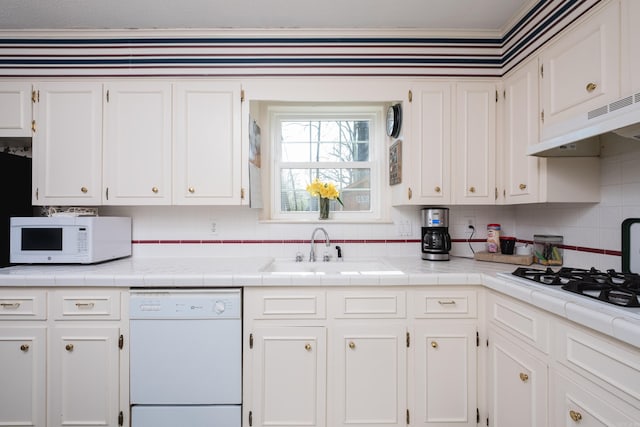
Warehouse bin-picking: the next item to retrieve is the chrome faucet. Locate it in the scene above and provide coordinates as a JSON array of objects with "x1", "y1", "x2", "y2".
[{"x1": 309, "y1": 227, "x2": 330, "y2": 262}]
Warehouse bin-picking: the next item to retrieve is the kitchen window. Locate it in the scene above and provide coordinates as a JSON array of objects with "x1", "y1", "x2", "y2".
[{"x1": 270, "y1": 105, "x2": 384, "y2": 221}]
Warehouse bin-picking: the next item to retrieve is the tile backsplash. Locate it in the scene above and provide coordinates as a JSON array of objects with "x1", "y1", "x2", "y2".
[
  {"x1": 101, "y1": 133, "x2": 640, "y2": 270},
  {"x1": 513, "y1": 134, "x2": 640, "y2": 271}
]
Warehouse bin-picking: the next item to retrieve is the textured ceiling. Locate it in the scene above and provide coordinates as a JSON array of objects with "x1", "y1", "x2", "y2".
[{"x1": 0, "y1": 0, "x2": 534, "y2": 32}]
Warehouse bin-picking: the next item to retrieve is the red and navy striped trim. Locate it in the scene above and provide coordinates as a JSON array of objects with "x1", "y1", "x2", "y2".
[{"x1": 0, "y1": 0, "x2": 603, "y2": 77}]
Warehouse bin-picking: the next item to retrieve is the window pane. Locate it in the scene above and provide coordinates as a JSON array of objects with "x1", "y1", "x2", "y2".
[
  {"x1": 280, "y1": 119, "x2": 370, "y2": 162},
  {"x1": 280, "y1": 168, "x2": 371, "y2": 212}
]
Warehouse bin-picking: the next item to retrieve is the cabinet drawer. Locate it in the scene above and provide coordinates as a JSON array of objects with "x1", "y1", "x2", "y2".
[
  {"x1": 556, "y1": 322, "x2": 640, "y2": 403},
  {"x1": 411, "y1": 288, "x2": 477, "y2": 318},
  {"x1": 0, "y1": 289, "x2": 47, "y2": 320},
  {"x1": 246, "y1": 289, "x2": 326, "y2": 319},
  {"x1": 50, "y1": 289, "x2": 121, "y2": 320},
  {"x1": 487, "y1": 292, "x2": 550, "y2": 353},
  {"x1": 330, "y1": 290, "x2": 406, "y2": 318}
]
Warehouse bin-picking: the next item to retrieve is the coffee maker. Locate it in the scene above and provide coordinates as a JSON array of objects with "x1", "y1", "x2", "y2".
[{"x1": 421, "y1": 207, "x2": 451, "y2": 261}]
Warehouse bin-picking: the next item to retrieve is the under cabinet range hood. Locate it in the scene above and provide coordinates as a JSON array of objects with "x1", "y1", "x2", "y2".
[{"x1": 528, "y1": 90, "x2": 640, "y2": 157}]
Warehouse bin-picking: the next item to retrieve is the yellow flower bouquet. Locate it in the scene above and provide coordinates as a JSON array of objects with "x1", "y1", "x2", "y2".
[{"x1": 306, "y1": 179, "x2": 343, "y2": 219}]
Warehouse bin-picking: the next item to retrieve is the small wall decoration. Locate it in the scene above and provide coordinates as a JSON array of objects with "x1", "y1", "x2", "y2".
[{"x1": 389, "y1": 140, "x2": 402, "y2": 185}]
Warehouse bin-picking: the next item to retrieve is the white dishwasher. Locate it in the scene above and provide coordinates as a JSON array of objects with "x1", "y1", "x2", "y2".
[{"x1": 130, "y1": 289, "x2": 241, "y2": 427}]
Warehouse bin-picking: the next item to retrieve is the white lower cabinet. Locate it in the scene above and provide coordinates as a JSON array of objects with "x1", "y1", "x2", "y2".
[
  {"x1": 49, "y1": 325, "x2": 121, "y2": 427},
  {"x1": 485, "y1": 291, "x2": 550, "y2": 427},
  {"x1": 0, "y1": 326, "x2": 46, "y2": 427},
  {"x1": 485, "y1": 289, "x2": 640, "y2": 427},
  {"x1": 0, "y1": 288, "x2": 128, "y2": 427},
  {"x1": 249, "y1": 326, "x2": 327, "y2": 427},
  {"x1": 244, "y1": 286, "x2": 478, "y2": 427},
  {"x1": 487, "y1": 328, "x2": 548, "y2": 427},
  {"x1": 332, "y1": 323, "x2": 407, "y2": 427},
  {"x1": 412, "y1": 322, "x2": 477, "y2": 426}
]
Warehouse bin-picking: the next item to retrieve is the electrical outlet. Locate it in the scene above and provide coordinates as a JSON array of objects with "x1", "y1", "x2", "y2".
[
  {"x1": 397, "y1": 220, "x2": 412, "y2": 237},
  {"x1": 464, "y1": 216, "x2": 475, "y2": 232},
  {"x1": 404, "y1": 220, "x2": 412, "y2": 236},
  {"x1": 209, "y1": 219, "x2": 219, "y2": 236},
  {"x1": 464, "y1": 216, "x2": 476, "y2": 228}
]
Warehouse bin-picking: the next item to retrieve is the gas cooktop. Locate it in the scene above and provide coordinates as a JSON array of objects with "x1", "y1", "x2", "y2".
[{"x1": 509, "y1": 267, "x2": 640, "y2": 309}]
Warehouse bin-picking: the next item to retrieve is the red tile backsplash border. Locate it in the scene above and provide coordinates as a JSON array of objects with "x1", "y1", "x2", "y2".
[{"x1": 131, "y1": 238, "x2": 621, "y2": 257}]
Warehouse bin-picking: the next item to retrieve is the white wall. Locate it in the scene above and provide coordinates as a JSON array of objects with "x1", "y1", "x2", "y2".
[
  {"x1": 101, "y1": 134, "x2": 640, "y2": 269},
  {"x1": 99, "y1": 204, "x2": 428, "y2": 260}
]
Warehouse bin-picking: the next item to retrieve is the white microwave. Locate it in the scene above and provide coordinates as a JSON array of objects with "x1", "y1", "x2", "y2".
[{"x1": 10, "y1": 216, "x2": 132, "y2": 264}]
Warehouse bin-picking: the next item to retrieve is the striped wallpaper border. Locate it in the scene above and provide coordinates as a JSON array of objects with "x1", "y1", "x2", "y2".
[{"x1": 0, "y1": 0, "x2": 604, "y2": 77}]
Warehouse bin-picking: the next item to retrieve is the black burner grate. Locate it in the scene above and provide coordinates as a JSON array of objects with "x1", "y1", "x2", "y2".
[{"x1": 511, "y1": 267, "x2": 640, "y2": 308}]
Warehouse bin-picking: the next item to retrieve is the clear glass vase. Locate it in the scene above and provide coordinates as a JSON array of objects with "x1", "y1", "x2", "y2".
[{"x1": 319, "y1": 197, "x2": 330, "y2": 220}]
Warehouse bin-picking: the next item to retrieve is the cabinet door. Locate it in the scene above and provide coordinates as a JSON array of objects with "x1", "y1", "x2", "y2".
[
  {"x1": 49, "y1": 326, "x2": 121, "y2": 427},
  {"x1": 250, "y1": 326, "x2": 326, "y2": 427},
  {"x1": 332, "y1": 324, "x2": 407, "y2": 427},
  {"x1": 412, "y1": 322, "x2": 477, "y2": 426},
  {"x1": 540, "y1": 1, "x2": 620, "y2": 140},
  {"x1": 487, "y1": 329, "x2": 548, "y2": 427},
  {"x1": 0, "y1": 326, "x2": 46, "y2": 427},
  {"x1": 173, "y1": 82, "x2": 242, "y2": 205},
  {"x1": 453, "y1": 82, "x2": 497, "y2": 204},
  {"x1": 626, "y1": 0, "x2": 640, "y2": 95},
  {"x1": 551, "y1": 371, "x2": 640, "y2": 427},
  {"x1": 405, "y1": 82, "x2": 452, "y2": 204},
  {"x1": 0, "y1": 82, "x2": 32, "y2": 137},
  {"x1": 103, "y1": 82, "x2": 172, "y2": 204},
  {"x1": 32, "y1": 82, "x2": 103, "y2": 205},
  {"x1": 503, "y1": 59, "x2": 540, "y2": 204}
]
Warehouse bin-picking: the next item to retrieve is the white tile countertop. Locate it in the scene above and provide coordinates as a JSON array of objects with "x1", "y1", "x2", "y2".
[
  {"x1": 0, "y1": 255, "x2": 511, "y2": 287},
  {"x1": 1, "y1": 255, "x2": 639, "y2": 348}
]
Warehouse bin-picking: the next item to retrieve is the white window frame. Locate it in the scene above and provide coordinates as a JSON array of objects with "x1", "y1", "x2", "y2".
[{"x1": 269, "y1": 104, "x2": 386, "y2": 221}]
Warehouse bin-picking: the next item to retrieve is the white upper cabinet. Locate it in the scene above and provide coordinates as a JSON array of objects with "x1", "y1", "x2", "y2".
[
  {"x1": 502, "y1": 59, "x2": 540, "y2": 204},
  {"x1": 0, "y1": 82, "x2": 32, "y2": 137},
  {"x1": 173, "y1": 82, "x2": 243, "y2": 205},
  {"x1": 500, "y1": 59, "x2": 601, "y2": 204},
  {"x1": 32, "y1": 82, "x2": 103, "y2": 205},
  {"x1": 394, "y1": 81, "x2": 496, "y2": 206},
  {"x1": 453, "y1": 82, "x2": 497, "y2": 204},
  {"x1": 540, "y1": 0, "x2": 620, "y2": 140},
  {"x1": 623, "y1": 0, "x2": 640, "y2": 95},
  {"x1": 103, "y1": 82, "x2": 172, "y2": 205},
  {"x1": 403, "y1": 82, "x2": 452, "y2": 205}
]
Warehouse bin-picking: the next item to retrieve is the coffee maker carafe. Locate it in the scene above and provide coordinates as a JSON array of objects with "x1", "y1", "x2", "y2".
[{"x1": 421, "y1": 207, "x2": 451, "y2": 261}]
